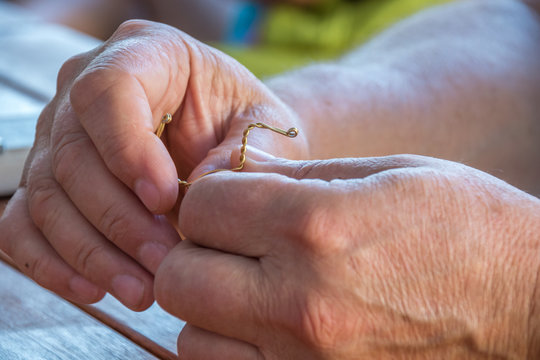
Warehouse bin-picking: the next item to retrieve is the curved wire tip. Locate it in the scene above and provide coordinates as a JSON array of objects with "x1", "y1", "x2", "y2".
[
  {"x1": 155, "y1": 113, "x2": 299, "y2": 187},
  {"x1": 155, "y1": 113, "x2": 172, "y2": 138},
  {"x1": 286, "y1": 128, "x2": 299, "y2": 137}
]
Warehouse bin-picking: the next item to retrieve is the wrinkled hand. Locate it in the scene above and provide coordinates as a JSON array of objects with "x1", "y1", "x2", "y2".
[
  {"x1": 0, "y1": 20, "x2": 306, "y2": 310},
  {"x1": 156, "y1": 152, "x2": 540, "y2": 359}
]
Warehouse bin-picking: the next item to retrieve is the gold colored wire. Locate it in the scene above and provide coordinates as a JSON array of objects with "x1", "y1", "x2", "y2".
[
  {"x1": 155, "y1": 113, "x2": 172, "y2": 138},
  {"x1": 155, "y1": 113, "x2": 298, "y2": 188}
]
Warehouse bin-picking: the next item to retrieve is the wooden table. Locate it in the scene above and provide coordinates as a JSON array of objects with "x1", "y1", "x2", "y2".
[
  {"x1": 0, "y1": 202, "x2": 184, "y2": 359},
  {"x1": 0, "y1": 2, "x2": 185, "y2": 358}
]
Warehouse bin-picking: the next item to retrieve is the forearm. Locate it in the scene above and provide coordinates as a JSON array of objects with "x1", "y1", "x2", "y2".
[{"x1": 266, "y1": 0, "x2": 540, "y2": 195}]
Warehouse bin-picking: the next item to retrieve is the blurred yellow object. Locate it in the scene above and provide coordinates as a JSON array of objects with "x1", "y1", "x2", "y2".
[{"x1": 219, "y1": 0, "x2": 453, "y2": 77}]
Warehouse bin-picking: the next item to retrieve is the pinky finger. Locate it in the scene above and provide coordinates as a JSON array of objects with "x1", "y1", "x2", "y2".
[
  {"x1": 178, "y1": 325, "x2": 263, "y2": 360},
  {"x1": 0, "y1": 188, "x2": 105, "y2": 304}
]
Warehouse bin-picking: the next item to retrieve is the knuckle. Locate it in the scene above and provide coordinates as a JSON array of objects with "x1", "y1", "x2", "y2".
[
  {"x1": 27, "y1": 177, "x2": 61, "y2": 230},
  {"x1": 70, "y1": 65, "x2": 125, "y2": 118},
  {"x1": 51, "y1": 132, "x2": 88, "y2": 192},
  {"x1": 69, "y1": 68, "x2": 103, "y2": 115},
  {"x1": 96, "y1": 202, "x2": 130, "y2": 245},
  {"x1": 70, "y1": 74, "x2": 138, "y2": 176},
  {"x1": 34, "y1": 101, "x2": 56, "y2": 141},
  {"x1": 114, "y1": 19, "x2": 153, "y2": 37},
  {"x1": 288, "y1": 160, "x2": 321, "y2": 180},
  {"x1": 291, "y1": 296, "x2": 342, "y2": 350},
  {"x1": 56, "y1": 53, "x2": 87, "y2": 91},
  {"x1": 390, "y1": 154, "x2": 427, "y2": 167},
  {"x1": 74, "y1": 243, "x2": 107, "y2": 276},
  {"x1": 99, "y1": 130, "x2": 136, "y2": 171},
  {"x1": 26, "y1": 254, "x2": 57, "y2": 290},
  {"x1": 288, "y1": 195, "x2": 342, "y2": 255}
]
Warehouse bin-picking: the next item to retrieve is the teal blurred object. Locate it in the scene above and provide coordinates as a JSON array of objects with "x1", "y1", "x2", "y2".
[
  {"x1": 218, "y1": 0, "x2": 453, "y2": 78},
  {"x1": 225, "y1": 1, "x2": 264, "y2": 44}
]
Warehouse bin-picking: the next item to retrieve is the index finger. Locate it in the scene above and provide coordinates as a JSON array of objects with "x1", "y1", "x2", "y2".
[
  {"x1": 179, "y1": 171, "x2": 328, "y2": 257},
  {"x1": 155, "y1": 240, "x2": 265, "y2": 344},
  {"x1": 179, "y1": 154, "x2": 443, "y2": 257},
  {"x1": 68, "y1": 20, "x2": 187, "y2": 213}
]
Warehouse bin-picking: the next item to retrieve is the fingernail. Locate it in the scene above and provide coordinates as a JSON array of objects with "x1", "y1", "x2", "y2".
[
  {"x1": 134, "y1": 178, "x2": 160, "y2": 212},
  {"x1": 69, "y1": 275, "x2": 101, "y2": 300},
  {"x1": 139, "y1": 242, "x2": 169, "y2": 274},
  {"x1": 245, "y1": 146, "x2": 275, "y2": 162},
  {"x1": 111, "y1": 275, "x2": 144, "y2": 309}
]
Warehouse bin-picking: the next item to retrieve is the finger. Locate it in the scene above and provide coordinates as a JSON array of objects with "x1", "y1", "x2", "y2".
[
  {"x1": 155, "y1": 241, "x2": 264, "y2": 343},
  {"x1": 242, "y1": 148, "x2": 436, "y2": 181},
  {"x1": 27, "y1": 150, "x2": 154, "y2": 311},
  {"x1": 51, "y1": 108, "x2": 180, "y2": 274},
  {"x1": 69, "y1": 20, "x2": 187, "y2": 214},
  {"x1": 180, "y1": 154, "x2": 436, "y2": 257},
  {"x1": 177, "y1": 325, "x2": 262, "y2": 360},
  {"x1": 188, "y1": 104, "x2": 309, "y2": 181},
  {"x1": 179, "y1": 171, "x2": 306, "y2": 257},
  {"x1": 0, "y1": 189, "x2": 105, "y2": 304}
]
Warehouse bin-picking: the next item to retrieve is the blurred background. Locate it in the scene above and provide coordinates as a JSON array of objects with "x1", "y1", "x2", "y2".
[
  {"x1": 0, "y1": 0, "x2": 449, "y2": 195},
  {"x1": 5, "y1": 0, "x2": 452, "y2": 77}
]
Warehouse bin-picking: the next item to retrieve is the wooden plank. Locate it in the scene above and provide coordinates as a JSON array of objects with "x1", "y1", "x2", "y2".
[
  {"x1": 82, "y1": 297, "x2": 184, "y2": 360},
  {"x1": 0, "y1": 260, "x2": 159, "y2": 360},
  {"x1": 0, "y1": 199, "x2": 183, "y2": 359}
]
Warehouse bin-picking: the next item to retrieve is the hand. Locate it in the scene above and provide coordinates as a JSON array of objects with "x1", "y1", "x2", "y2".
[
  {"x1": 0, "y1": 20, "x2": 307, "y2": 310},
  {"x1": 155, "y1": 151, "x2": 540, "y2": 359}
]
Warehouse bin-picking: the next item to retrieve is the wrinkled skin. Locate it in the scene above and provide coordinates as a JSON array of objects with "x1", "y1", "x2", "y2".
[
  {"x1": 0, "y1": 20, "x2": 307, "y2": 310},
  {"x1": 156, "y1": 153, "x2": 540, "y2": 359}
]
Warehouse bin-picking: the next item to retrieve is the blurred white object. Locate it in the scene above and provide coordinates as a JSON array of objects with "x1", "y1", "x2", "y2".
[{"x1": 0, "y1": 1, "x2": 100, "y2": 195}]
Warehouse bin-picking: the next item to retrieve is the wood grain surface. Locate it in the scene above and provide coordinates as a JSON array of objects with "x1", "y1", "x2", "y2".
[
  {"x1": 0, "y1": 198, "x2": 184, "y2": 359},
  {"x1": 87, "y1": 296, "x2": 183, "y2": 359},
  {"x1": 0, "y1": 260, "x2": 159, "y2": 360}
]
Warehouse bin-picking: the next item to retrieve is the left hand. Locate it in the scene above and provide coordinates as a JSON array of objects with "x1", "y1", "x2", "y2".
[
  {"x1": 155, "y1": 152, "x2": 540, "y2": 359},
  {"x1": 0, "y1": 20, "x2": 307, "y2": 310}
]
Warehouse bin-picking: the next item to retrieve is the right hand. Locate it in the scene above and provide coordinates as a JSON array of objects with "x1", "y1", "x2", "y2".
[
  {"x1": 0, "y1": 20, "x2": 307, "y2": 310},
  {"x1": 156, "y1": 153, "x2": 540, "y2": 359}
]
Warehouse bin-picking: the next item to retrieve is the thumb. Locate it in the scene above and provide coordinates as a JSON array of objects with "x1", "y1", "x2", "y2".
[
  {"x1": 187, "y1": 120, "x2": 307, "y2": 182},
  {"x1": 241, "y1": 147, "x2": 430, "y2": 181}
]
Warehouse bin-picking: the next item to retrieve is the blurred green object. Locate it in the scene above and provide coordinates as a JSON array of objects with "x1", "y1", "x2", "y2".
[{"x1": 218, "y1": 0, "x2": 452, "y2": 78}]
